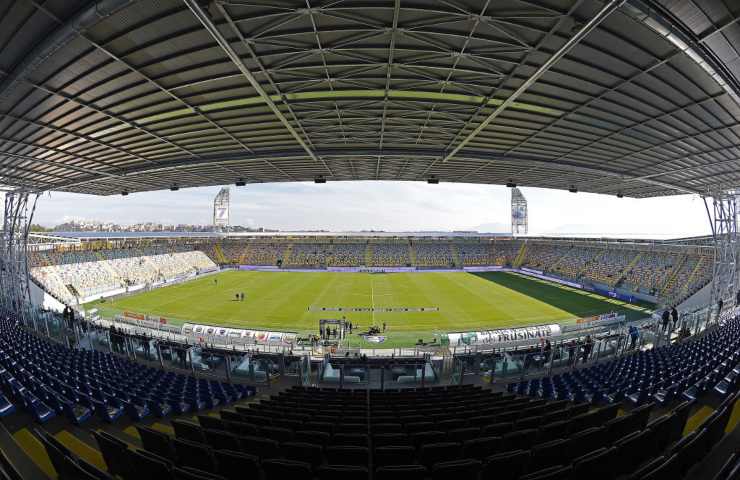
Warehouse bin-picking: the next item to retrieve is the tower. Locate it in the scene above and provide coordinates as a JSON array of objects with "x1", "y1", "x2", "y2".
[
  {"x1": 511, "y1": 187, "x2": 528, "y2": 235},
  {"x1": 213, "y1": 188, "x2": 230, "y2": 232}
]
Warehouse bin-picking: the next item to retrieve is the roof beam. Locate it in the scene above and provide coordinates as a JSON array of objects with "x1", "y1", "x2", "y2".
[
  {"x1": 183, "y1": 0, "x2": 324, "y2": 171},
  {"x1": 39, "y1": 146, "x2": 701, "y2": 196},
  {"x1": 0, "y1": 0, "x2": 136, "y2": 105},
  {"x1": 442, "y1": 0, "x2": 626, "y2": 163}
]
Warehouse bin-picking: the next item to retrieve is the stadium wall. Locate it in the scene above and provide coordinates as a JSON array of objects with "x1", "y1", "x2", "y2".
[
  {"x1": 678, "y1": 280, "x2": 713, "y2": 311},
  {"x1": 29, "y1": 279, "x2": 65, "y2": 313}
]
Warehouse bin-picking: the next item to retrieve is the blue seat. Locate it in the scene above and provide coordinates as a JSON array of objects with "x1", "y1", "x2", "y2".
[
  {"x1": 61, "y1": 397, "x2": 92, "y2": 425},
  {"x1": 24, "y1": 392, "x2": 55, "y2": 423},
  {"x1": 0, "y1": 394, "x2": 15, "y2": 417},
  {"x1": 92, "y1": 399, "x2": 123, "y2": 423},
  {"x1": 124, "y1": 400, "x2": 150, "y2": 421}
]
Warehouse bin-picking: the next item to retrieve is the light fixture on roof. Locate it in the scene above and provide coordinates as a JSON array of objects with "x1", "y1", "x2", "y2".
[
  {"x1": 314, "y1": 175, "x2": 326, "y2": 184},
  {"x1": 568, "y1": 186, "x2": 578, "y2": 193},
  {"x1": 121, "y1": 190, "x2": 128, "y2": 196},
  {"x1": 506, "y1": 181, "x2": 517, "y2": 188},
  {"x1": 170, "y1": 184, "x2": 179, "y2": 191},
  {"x1": 616, "y1": 192, "x2": 624, "y2": 198},
  {"x1": 235, "y1": 179, "x2": 246, "y2": 187},
  {"x1": 427, "y1": 175, "x2": 439, "y2": 184}
]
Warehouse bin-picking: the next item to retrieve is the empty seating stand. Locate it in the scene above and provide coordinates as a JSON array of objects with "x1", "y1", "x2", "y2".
[{"x1": 0, "y1": 318, "x2": 253, "y2": 428}]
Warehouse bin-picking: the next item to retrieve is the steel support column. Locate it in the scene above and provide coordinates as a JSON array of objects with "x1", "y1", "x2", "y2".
[
  {"x1": 704, "y1": 190, "x2": 739, "y2": 321},
  {"x1": 0, "y1": 192, "x2": 39, "y2": 322}
]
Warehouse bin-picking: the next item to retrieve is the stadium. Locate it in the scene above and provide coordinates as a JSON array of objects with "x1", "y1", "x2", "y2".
[{"x1": 0, "y1": 0, "x2": 739, "y2": 479}]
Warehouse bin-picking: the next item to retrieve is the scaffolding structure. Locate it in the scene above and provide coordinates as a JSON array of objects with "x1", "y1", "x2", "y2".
[
  {"x1": 213, "y1": 188, "x2": 230, "y2": 232},
  {"x1": 704, "y1": 190, "x2": 739, "y2": 319},
  {"x1": 511, "y1": 188, "x2": 528, "y2": 235},
  {"x1": 0, "y1": 192, "x2": 39, "y2": 321}
]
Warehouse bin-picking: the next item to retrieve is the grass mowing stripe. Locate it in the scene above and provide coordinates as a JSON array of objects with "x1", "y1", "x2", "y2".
[
  {"x1": 12, "y1": 429, "x2": 56, "y2": 479},
  {"x1": 88, "y1": 270, "x2": 654, "y2": 348},
  {"x1": 54, "y1": 431, "x2": 107, "y2": 471}
]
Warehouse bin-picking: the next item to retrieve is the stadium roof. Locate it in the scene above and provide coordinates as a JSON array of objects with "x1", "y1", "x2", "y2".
[{"x1": 1, "y1": 0, "x2": 739, "y2": 197}]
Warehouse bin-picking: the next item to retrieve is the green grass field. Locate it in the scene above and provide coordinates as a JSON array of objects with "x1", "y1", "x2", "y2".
[{"x1": 86, "y1": 271, "x2": 654, "y2": 348}]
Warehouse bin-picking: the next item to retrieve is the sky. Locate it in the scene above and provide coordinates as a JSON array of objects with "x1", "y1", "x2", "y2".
[{"x1": 29, "y1": 181, "x2": 712, "y2": 239}]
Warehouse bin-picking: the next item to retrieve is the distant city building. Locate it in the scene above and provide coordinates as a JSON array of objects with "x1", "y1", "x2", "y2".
[{"x1": 50, "y1": 219, "x2": 271, "y2": 233}]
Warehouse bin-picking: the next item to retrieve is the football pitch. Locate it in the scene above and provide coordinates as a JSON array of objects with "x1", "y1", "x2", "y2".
[{"x1": 87, "y1": 270, "x2": 654, "y2": 348}]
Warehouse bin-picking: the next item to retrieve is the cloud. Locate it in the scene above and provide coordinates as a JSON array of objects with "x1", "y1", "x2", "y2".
[{"x1": 29, "y1": 182, "x2": 711, "y2": 238}]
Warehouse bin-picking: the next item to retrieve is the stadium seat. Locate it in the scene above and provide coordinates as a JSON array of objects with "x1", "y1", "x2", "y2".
[
  {"x1": 447, "y1": 427, "x2": 479, "y2": 442},
  {"x1": 520, "y1": 465, "x2": 572, "y2": 480},
  {"x1": 461, "y1": 436, "x2": 501, "y2": 460},
  {"x1": 375, "y1": 446, "x2": 416, "y2": 466},
  {"x1": 282, "y1": 441, "x2": 324, "y2": 469},
  {"x1": 127, "y1": 449, "x2": 173, "y2": 479},
  {"x1": 262, "y1": 459, "x2": 313, "y2": 479},
  {"x1": 568, "y1": 426, "x2": 607, "y2": 459},
  {"x1": 332, "y1": 433, "x2": 368, "y2": 447},
  {"x1": 431, "y1": 459, "x2": 482, "y2": 480},
  {"x1": 410, "y1": 431, "x2": 446, "y2": 447},
  {"x1": 260, "y1": 426, "x2": 294, "y2": 443},
  {"x1": 375, "y1": 465, "x2": 428, "y2": 480},
  {"x1": 531, "y1": 438, "x2": 571, "y2": 472},
  {"x1": 419, "y1": 442, "x2": 461, "y2": 468},
  {"x1": 572, "y1": 447, "x2": 618, "y2": 480},
  {"x1": 671, "y1": 428, "x2": 709, "y2": 474},
  {"x1": 294, "y1": 430, "x2": 330, "y2": 446},
  {"x1": 172, "y1": 466, "x2": 226, "y2": 480},
  {"x1": 92, "y1": 430, "x2": 130, "y2": 478},
  {"x1": 172, "y1": 420, "x2": 206, "y2": 443},
  {"x1": 502, "y1": 428, "x2": 538, "y2": 450},
  {"x1": 137, "y1": 425, "x2": 175, "y2": 460},
  {"x1": 481, "y1": 422, "x2": 513, "y2": 436},
  {"x1": 65, "y1": 455, "x2": 114, "y2": 480},
  {"x1": 481, "y1": 450, "x2": 530, "y2": 480},
  {"x1": 204, "y1": 429, "x2": 241, "y2": 451},
  {"x1": 317, "y1": 465, "x2": 370, "y2": 480},
  {"x1": 614, "y1": 430, "x2": 654, "y2": 474},
  {"x1": 325, "y1": 445, "x2": 368, "y2": 466},
  {"x1": 173, "y1": 438, "x2": 216, "y2": 472},
  {"x1": 213, "y1": 450, "x2": 260, "y2": 480},
  {"x1": 633, "y1": 454, "x2": 682, "y2": 480},
  {"x1": 238, "y1": 435, "x2": 280, "y2": 460}
]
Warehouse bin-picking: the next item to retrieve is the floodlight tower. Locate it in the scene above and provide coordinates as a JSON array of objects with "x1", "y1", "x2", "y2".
[
  {"x1": 213, "y1": 188, "x2": 230, "y2": 232},
  {"x1": 511, "y1": 187, "x2": 528, "y2": 236}
]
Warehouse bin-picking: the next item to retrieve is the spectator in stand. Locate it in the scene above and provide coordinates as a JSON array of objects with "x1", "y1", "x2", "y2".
[
  {"x1": 671, "y1": 306, "x2": 679, "y2": 331},
  {"x1": 582, "y1": 336, "x2": 593, "y2": 364},
  {"x1": 661, "y1": 309, "x2": 670, "y2": 331},
  {"x1": 737, "y1": 290, "x2": 740, "y2": 306},
  {"x1": 567, "y1": 340, "x2": 576, "y2": 365},
  {"x1": 629, "y1": 325, "x2": 639, "y2": 350}
]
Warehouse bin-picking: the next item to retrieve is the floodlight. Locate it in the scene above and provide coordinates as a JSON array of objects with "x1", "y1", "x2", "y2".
[
  {"x1": 427, "y1": 175, "x2": 439, "y2": 184},
  {"x1": 314, "y1": 175, "x2": 326, "y2": 184},
  {"x1": 616, "y1": 192, "x2": 624, "y2": 198},
  {"x1": 170, "y1": 184, "x2": 179, "y2": 191},
  {"x1": 568, "y1": 186, "x2": 578, "y2": 193},
  {"x1": 121, "y1": 190, "x2": 128, "y2": 196},
  {"x1": 235, "y1": 179, "x2": 246, "y2": 187},
  {"x1": 506, "y1": 181, "x2": 517, "y2": 188}
]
